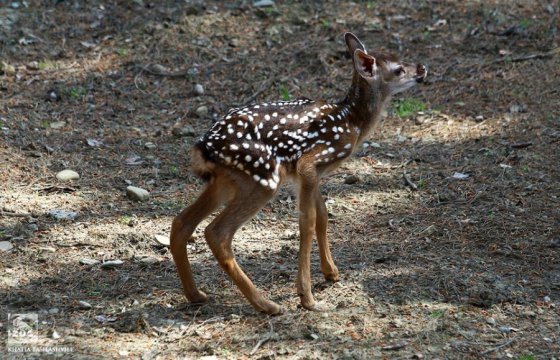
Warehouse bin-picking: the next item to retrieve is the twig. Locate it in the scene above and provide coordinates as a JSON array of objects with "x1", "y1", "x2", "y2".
[
  {"x1": 0, "y1": 211, "x2": 31, "y2": 217},
  {"x1": 490, "y1": 48, "x2": 559, "y2": 64},
  {"x1": 403, "y1": 171, "x2": 418, "y2": 191},
  {"x1": 250, "y1": 320, "x2": 274, "y2": 356},
  {"x1": 480, "y1": 337, "x2": 516, "y2": 355}
]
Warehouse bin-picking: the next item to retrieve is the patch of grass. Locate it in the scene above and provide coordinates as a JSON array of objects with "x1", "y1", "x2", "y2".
[
  {"x1": 41, "y1": 120, "x2": 50, "y2": 129},
  {"x1": 518, "y1": 355, "x2": 535, "y2": 360},
  {"x1": 430, "y1": 309, "x2": 445, "y2": 318},
  {"x1": 37, "y1": 60, "x2": 56, "y2": 70},
  {"x1": 119, "y1": 215, "x2": 133, "y2": 225},
  {"x1": 394, "y1": 98, "x2": 426, "y2": 118},
  {"x1": 115, "y1": 48, "x2": 128, "y2": 57},
  {"x1": 417, "y1": 179, "x2": 428, "y2": 189},
  {"x1": 279, "y1": 85, "x2": 291, "y2": 101},
  {"x1": 168, "y1": 165, "x2": 179, "y2": 177},
  {"x1": 366, "y1": 1, "x2": 376, "y2": 9},
  {"x1": 67, "y1": 86, "x2": 87, "y2": 99},
  {"x1": 321, "y1": 19, "x2": 330, "y2": 28},
  {"x1": 518, "y1": 18, "x2": 532, "y2": 29}
]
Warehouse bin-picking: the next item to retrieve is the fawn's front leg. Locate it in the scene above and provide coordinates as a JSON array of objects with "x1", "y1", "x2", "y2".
[{"x1": 314, "y1": 188, "x2": 339, "y2": 282}]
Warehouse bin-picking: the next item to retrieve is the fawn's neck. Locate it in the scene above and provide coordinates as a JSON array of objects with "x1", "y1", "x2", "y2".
[{"x1": 339, "y1": 71, "x2": 391, "y2": 142}]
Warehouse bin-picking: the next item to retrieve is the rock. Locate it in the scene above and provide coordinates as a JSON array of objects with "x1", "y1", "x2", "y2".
[
  {"x1": 101, "y1": 260, "x2": 124, "y2": 269},
  {"x1": 154, "y1": 234, "x2": 170, "y2": 247},
  {"x1": 56, "y1": 169, "x2": 79, "y2": 181},
  {"x1": 47, "y1": 89, "x2": 60, "y2": 101},
  {"x1": 0, "y1": 241, "x2": 14, "y2": 251},
  {"x1": 78, "y1": 300, "x2": 92, "y2": 309},
  {"x1": 126, "y1": 186, "x2": 149, "y2": 202},
  {"x1": 196, "y1": 105, "x2": 208, "y2": 117},
  {"x1": 50, "y1": 121, "x2": 66, "y2": 129},
  {"x1": 344, "y1": 175, "x2": 361, "y2": 184},
  {"x1": 475, "y1": 115, "x2": 484, "y2": 122},
  {"x1": 452, "y1": 172, "x2": 470, "y2": 180},
  {"x1": 27, "y1": 61, "x2": 40, "y2": 70},
  {"x1": 172, "y1": 125, "x2": 196, "y2": 137},
  {"x1": 253, "y1": 0, "x2": 274, "y2": 7},
  {"x1": 144, "y1": 142, "x2": 156, "y2": 149},
  {"x1": 194, "y1": 84, "x2": 204, "y2": 95},
  {"x1": 48, "y1": 209, "x2": 78, "y2": 221},
  {"x1": 486, "y1": 317, "x2": 496, "y2": 325},
  {"x1": 0, "y1": 61, "x2": 16, "y2": 75},
  {"x1": 79, "y1": 258, "x2": 100, "y2": 266},
  {"x1": 52, "y1": 330, "x2": 61, "y2": 339}
]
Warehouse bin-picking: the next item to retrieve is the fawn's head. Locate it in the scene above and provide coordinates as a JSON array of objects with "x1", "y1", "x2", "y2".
[{"x1": 345, "y1": 32, "x2": 427, "y2": 99}]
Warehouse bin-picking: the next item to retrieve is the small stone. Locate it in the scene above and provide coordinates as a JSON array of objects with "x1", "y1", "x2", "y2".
[
  {"x1": 49, "y1": 308, "x2": 60, "y2": 314},
  {"x1": 47, "y1": 89, "x2": 60, "y2": 101},
  {"x1": 475, "y1": 115, "x2": 484, "y2": 122},
  {"x1": 78, "y1": 300, "x2": 92, "y2": 309},
  {"x1": 48, "y1": 209, "x2": 78, "y2": 221},
  {"x1": 126, "y1": 186, "x2": 150, "y2": 202},
  {"x1": 56, "y1": 169, "x2": 80, "y2": 181},
  {"x1": 344, "y1": 175, "x2": 361, "y2": 185},
  {"x1": 415, "y1": 115, "x2": 427, "y2": 125},
  {"x1": 80, "y1": 258, "x2": 100, "y2": 266},
  {"x1": 28, "y1": 223, "x2": 38, "y2": 232},
  {"x1": 396, "y1": 135, "x2": 408, "y2": 143},
  {"x1": 101, "y1": 259, "x2": 124, "y2": 269},
  {"x1": 194, "y1": 84, "x2": 204, "y2": 95},
  {"x1": 52, "y1": 330, "x2": 61, "y2": 339},
  {"x1": 181, "y1": 125, "x2": 196, "y2": 136},
  {"x1": 154, "y1": 234, "x2": 170, "y2": 247},
  {"x1": 172, "y1": 125, "x2": 196, "y2": 137},
  {"x1": 486, "y1": 317, "x2": 496, "y2": 325},
  {"x1": 0, "y1": 241, "x2": 14, "y2": 251},
  {"x1": 144, "y1": 142, "x2": 156, "y2": 149},
  {"x1": 27, "y1": 61, "x2": 40, "y2": 70},
  {"x1": 196, "y1": 106, "x2": 209, "y2": 117},
  {"x1": 543, "y1": 296, "x2": 551, "y2": 303},
  {"x1": 0, "y1": 61, "x2": 16, "y2": 75},
  {"x1": 50, "y1": 121, "x2": 66, "y2": 129},
  {"x1": 253, "y1": 0, "x2": 274, "y2": 7}
]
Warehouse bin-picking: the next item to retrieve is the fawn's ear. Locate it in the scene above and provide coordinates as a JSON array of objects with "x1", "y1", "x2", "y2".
[
  {"x1": 345, "y1": 32, "x2": 366, "y2": 55},
  {"x1": 353, "y1": 49, "x2": 377, "y2": 79}
]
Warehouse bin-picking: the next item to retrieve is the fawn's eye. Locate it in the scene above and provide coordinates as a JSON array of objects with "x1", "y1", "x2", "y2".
[{"x1": 394, "y1": 67, "x2": 405, "y2": 76}]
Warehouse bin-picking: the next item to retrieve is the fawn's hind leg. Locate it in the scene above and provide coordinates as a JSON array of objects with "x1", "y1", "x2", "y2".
[
  {"x1": 170, "y1": 179, "x2": 230, "y2": 303},
  {"x1": 314, "y1": 188, "x2": 339, "y2": 282},
  {"x1": 204, "y1": 181, "x2": 283, "y2": 315}
]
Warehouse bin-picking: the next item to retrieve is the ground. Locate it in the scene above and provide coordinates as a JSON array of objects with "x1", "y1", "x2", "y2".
[{"x1": 1, "y1": 0, "x2": 559, "y2": 359}]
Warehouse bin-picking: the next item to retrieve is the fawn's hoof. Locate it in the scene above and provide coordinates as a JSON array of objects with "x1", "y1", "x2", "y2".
[
  {"x1": 324, "y1": 271, "x2": 340, "y2": 282},
  {"x1": 257, "y1": 301, "x2": 284, "y2": 315},
  {"x1": 187, "y1": 290, "x2": 208, "y2": 304},
  {"x1": 301, "y1": 299, "x2": 331, "y2": 312}
]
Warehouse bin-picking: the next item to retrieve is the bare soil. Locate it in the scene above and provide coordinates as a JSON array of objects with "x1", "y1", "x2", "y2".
[{"x1": 1, "y1": 1, "x2": 559, "y2": 359}]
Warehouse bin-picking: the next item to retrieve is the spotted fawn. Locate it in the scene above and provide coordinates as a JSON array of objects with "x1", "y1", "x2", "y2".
[{"x1": 170, "y1": 32, "x2": 427, "y2": 315}]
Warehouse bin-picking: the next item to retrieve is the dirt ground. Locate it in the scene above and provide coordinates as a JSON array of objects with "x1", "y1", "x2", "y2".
[{"x1": 1, "y1": 0, "x2": 559, "y2": 359}]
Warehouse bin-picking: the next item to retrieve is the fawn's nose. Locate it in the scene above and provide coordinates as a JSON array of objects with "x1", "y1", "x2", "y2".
[{"x1": 416, "y1": 64, "x2": 427, "y2": 82}]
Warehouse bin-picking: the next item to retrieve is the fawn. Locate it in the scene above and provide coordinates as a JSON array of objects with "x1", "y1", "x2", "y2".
[{"x1": 170, "y1": 32, "x2": 427, "y2": 315}]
